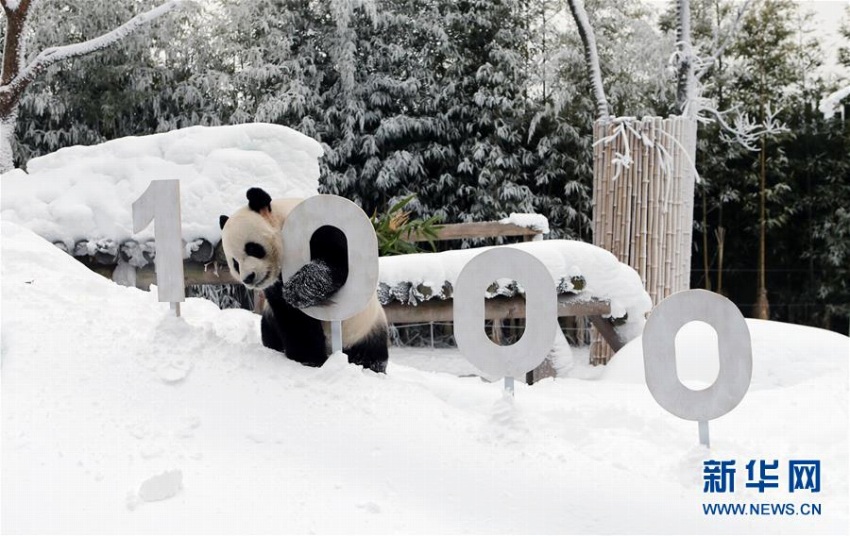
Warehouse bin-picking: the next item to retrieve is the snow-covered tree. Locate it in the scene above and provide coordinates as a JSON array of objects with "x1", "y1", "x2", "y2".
[
  {"x1": 838, "y1": 4, "x2": 850, "y2": 70},
  {"x1": 0, "y1": 0, "x2": 190, "y2": 173},
  {"x1": 7, "y1": 0, "x2": 225, "y2": 165},
  {"x1": 318, "y1": 0, "x2": 447, "y2": 215},
  {"x1": 727, "y1": 0, "x2": 803, "y2": 319},
  {"x1": 820, "y1": 5, "x2": 850, "y2": 118}
]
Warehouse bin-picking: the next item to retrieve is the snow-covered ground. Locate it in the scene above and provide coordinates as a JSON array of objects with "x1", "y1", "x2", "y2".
[{"x1": 2, "y1": 222, "x2": 848, "y2": 534}]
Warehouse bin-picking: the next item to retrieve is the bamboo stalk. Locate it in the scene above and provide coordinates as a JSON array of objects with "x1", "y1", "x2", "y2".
[
  {"x1": 621, "y1": 143, "x2": 638, "y2": 266},
  {"x1": 605, "y1": 123, "x2": 617, "y2": 252},
  {"x1": 593, "y1": 121, "x2": 604, "y2": 244},
  {"x1": 680, "y1": 118, "x2": 697, "y2": 291},
  {"x1": 639, "y1": 121, "x2": 650, "y2": 285},
  {"x1": 650, "y1": 117, "x2": 661, "y2": 304},
  {"x1": 671, "y1": 116, "x2": 683, "y2": 294},
  {"x1": 655, "y1": 117, "x2": 663, "y2": 301}
]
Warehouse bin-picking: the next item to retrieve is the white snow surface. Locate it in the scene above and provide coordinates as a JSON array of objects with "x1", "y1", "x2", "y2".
[
  {"x1": 1, "y1": 123, "x2": 322, "y2": 250},
  {"x1": 2, "y1": 223, "x2": 848, "y2": 534}
]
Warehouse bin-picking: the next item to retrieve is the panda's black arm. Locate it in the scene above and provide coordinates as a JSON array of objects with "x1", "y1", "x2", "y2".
[
  {"x1": 280, "y1": 226, "x2": 349, "y2": 309},
  {"x1": 280, "y1": 260, "x2": 341, "y2": 309}
]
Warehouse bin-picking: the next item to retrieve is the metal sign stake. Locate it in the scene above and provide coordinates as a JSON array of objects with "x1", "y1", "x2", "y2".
[
  {"x1": 699, "y1": 420, "x2": 710, "y2": 448},
  {"x1": 331, "y1": 319, "x2": 343, "y2": 355},
  {"x1": 504, "y1": 376, "x2": 515, "y2": 396}
]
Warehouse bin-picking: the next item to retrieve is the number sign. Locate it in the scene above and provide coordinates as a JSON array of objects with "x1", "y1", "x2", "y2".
[
  {"x1": 453, "y1": 248, "x2": 557, "y2": 380},
  {"x1": 280, "y1": 195, "x2": 379, "y2": 322},
  {"x1": 132, "y1": 180, "x2": 185, "y2": 307}
]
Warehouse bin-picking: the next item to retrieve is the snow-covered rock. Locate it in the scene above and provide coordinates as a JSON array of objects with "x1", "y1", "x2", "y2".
[{"x1": 1, "y1": 123, "x2": 322, "y2": 250}]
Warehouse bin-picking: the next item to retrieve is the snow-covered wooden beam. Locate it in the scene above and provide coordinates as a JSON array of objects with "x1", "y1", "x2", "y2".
[
  {"x1": 404, "y1": 221, "x2": 545, "y2": 243},
  {"x1": 383, "y1": 294, "x2": 610, "y2": 324}
]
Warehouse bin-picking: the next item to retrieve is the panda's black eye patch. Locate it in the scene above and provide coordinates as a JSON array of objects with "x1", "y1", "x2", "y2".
[
  {"x1": 245, "y1": 242, "x2": 267, "y2": 259},
  {"x1": 232, "y1": 259, "x2": 240, "y2": 273}
]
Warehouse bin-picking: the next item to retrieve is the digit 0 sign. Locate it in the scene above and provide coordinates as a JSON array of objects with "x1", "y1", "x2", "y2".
[
  {"x1": 453, "y1": 248, "x2": 557, "y2": 395},
  {"x1": 642, "y1": 289, "x2": 753, "y2": 447},
  {"x1": 279, "y1": 195, "x2": 379, "y2": 354},
  {"x1": 132, "y1": 180, "x2": 185, "y2": 315}
]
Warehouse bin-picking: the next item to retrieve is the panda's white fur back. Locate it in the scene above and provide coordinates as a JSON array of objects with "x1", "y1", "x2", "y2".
[{"x1": 319, "y1": 295, "x2": 387, "y2": 352}]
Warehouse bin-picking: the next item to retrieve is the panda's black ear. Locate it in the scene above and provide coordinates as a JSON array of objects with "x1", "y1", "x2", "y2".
[
  {"x1": 219, "y1": 215, "x2": 229, "y2": 230},
  {"x1": 246, "y1": 188, "x2": 272, "y2": 213}
]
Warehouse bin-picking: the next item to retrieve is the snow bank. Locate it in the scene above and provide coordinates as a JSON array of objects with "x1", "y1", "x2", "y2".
[
  {"x1": 379, "y1": 240, "x2": 653, "y2": 337},
  {"x1": 2, "y1": 223, "x2": 847, "y2": 534},
  {"x1": 1, "y1": 124, "x2": 322, "y2": 250},
  {"x1": 604, "y1": 319, "x2": 850, "y2": 390}
]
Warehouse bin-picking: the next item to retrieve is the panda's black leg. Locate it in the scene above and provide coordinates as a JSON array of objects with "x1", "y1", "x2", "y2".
[
  {"x1": 260, "y1": 308, "x2": 285, "y2": 352},
  {"x1": 345, "y1": 325, "x2": 389, "y2": 373},
  {"x1": 263, "y1": 282, "x2": 329, "y2": 367},
  {"x1": 280, "y1": 312, "x2": 328, "y2": 367}
]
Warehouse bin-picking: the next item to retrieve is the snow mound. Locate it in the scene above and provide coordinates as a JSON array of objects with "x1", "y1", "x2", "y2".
[
  {"x1": 603, "y1": 319, "x2": 849, "y2": 389},
  {"x1": 1, "y1": 124, "x2": 322, "y2": 250}
]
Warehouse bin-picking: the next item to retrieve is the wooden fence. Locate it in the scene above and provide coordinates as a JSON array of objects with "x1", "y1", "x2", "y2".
[{"x1": 591, "y1": 116, "x2": 698, "y2": 364}]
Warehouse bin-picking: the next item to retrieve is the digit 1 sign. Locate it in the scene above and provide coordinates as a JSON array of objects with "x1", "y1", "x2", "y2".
[
  {"x1": 279, "y1": 195, "x2": 379, "y2": 355},
  {"x1": 642, "y1": 289, "x2": 753, "y2": 448},
  {"x1": 132, "y1": 180, "x2": 186, "y2": 316}
]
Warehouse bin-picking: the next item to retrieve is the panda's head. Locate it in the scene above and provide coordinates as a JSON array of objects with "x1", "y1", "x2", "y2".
[{"x1": 219, "y1": 187, "x2": 286, "y2": 291}]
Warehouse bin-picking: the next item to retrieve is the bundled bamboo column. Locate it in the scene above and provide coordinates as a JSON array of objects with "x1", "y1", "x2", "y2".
[{"x1": 590, "y1": 116, "x2": 698, "y2": 365}]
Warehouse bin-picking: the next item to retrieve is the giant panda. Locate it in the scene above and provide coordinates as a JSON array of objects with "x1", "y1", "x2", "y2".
[{"x1": 219, "y1": 187, "x2": 388, "y2": 373}]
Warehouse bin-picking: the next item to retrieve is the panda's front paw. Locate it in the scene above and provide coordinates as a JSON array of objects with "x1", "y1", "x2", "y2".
[{"x1": 281, "y1": 260, "x2": 341, "y2": 309}]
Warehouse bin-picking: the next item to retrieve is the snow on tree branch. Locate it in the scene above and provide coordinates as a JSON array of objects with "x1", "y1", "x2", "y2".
[
  {"x1": 701, "y1": 103, "x2": 789, "y2": 151},
  {"x1": 565, "y1": 0, "x2": 610, "y2": 122},
  {"x1": 593, "y1": 117, "x2": 697, "y2": 187},
  {"x1": 695, "y1": 0, "x2": 754, "y2": 81},
  {"x1": 675, "y1": 0, "x2": 696, "y2": 116},
  {"x1": 819, "y1": 86, "x2": 850, "y2": 119},
  {"x1": 1, "y1": 0, "x2": 190, "y2": 98},
  {"x1": 0, "y1": 0, "x2": 190, "y2": 173}
]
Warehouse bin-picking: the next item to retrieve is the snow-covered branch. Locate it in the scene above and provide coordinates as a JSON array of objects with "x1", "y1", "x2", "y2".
[
  {"x1": 0, "y1": 0, "x2": 190, "y2": 173},
  {"x1": 695, "y1": 0, "x2": 754, "y2": 81},
  {"x1": 701, "y1": 103, "x2": 789, "y2": 152},
  {"x1": 675, "y1": 0, "x2": 696, "y2": 116},
  {"x1": 565, "y1": 0, "x2": 610, "y2": 121},
  {"x1": 2, "y1": 0, "x2": 189, "y2": 98},
  {"x1": 819, "y1": 86, "x2": 850, "y2": 119}
]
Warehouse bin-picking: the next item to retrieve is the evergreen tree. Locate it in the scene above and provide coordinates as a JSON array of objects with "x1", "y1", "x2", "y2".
[
  {"x1": 318, "y1": 0, "x2": 448, "y2": 216},
  {"x1": 728, "y1": 0, "x2": 802, "y2": 319},
  {"x1": 774, "y1": 93, "x2": 850, "y2": 332},
  {"x1": 838, "y1": 5, "x2": 850, "y2": 70}
]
